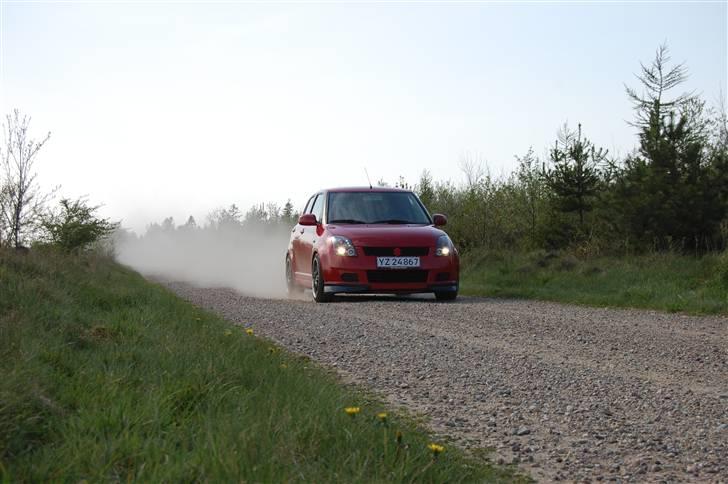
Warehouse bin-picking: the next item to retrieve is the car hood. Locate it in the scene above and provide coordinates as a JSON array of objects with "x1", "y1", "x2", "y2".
[{"x1": 326, "y1": 224, "x2": 447, "y2": 246}]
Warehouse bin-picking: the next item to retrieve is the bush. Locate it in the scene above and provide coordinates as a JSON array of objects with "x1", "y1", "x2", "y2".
[
  {"x1": 42, "y1": 198, "x2": 118, "y2": 252},
  {"x1": 716, "y1": 250, "x2": 728, "y2": 287},
  {"x1": 557, "y1": 254, "x2": 579, "y2": 271}
]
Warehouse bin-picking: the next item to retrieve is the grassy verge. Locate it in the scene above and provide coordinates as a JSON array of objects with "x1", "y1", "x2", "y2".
[
  {"x1": 461, "y1": 249, "x2": 728, "y2": 315},
  {"x1": 0, "y1": 248, "x2": 518, "y2": 482}
]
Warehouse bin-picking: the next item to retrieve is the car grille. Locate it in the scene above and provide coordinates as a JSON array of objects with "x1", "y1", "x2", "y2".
[
  {"x1": 363, "y1": 247, "x2": 429, "y2": 256},
  {"x1": 366, "y1": 270, "x2": 428, "y2": 283}
]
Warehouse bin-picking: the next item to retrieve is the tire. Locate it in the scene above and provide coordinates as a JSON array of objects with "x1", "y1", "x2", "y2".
[
  {"x1": 435, "y1": 289, "x2": 458, "y2": 301},
  {"x1": 311, "y1": 254, "x2": 333, "y2": 303},
  {"x1": 285, "y1": 255, "x2": 301, "y2": 297}
]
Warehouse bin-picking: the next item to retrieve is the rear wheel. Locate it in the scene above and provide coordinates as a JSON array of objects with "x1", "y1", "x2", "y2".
[
  {"x1": 285, "y1": 255, "x2": 300, "y2": 297},
  {"x1": 311, "y1": 254, "x2": 333, "y2": 303},
  {"x1": 435, "y1": 289, "x2": 458, "y2": 301}
]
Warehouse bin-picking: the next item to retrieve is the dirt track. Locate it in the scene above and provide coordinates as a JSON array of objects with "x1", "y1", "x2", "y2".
[{"x1": 165, "y1": 284, "x2": 728, "y2": 483}]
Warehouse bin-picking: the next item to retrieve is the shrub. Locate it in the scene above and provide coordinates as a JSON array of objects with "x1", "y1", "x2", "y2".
[
  {"x1": 716, "y1": 250, "x2": 728, "y2": 287},
  {"x1": 42, "y1": 198, "x2": 118, "y2": 252},
  {"x1": 557, "y1": 254, "x2": 579, "y2": 271}
]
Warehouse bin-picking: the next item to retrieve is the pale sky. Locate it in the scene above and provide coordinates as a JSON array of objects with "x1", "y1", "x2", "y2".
[{"x1": 1, "y1": 1, "x2": 726, "y2": 232}]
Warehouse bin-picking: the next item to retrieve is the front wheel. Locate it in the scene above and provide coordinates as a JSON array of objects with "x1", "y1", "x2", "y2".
[{"x1": 311, "y1": 254, "x2": 333, "y2": 303}]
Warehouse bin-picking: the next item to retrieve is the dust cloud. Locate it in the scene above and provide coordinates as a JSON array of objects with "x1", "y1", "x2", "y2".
[{"x1": 115, "y1": 224, "x2": 293, "y2": 299}]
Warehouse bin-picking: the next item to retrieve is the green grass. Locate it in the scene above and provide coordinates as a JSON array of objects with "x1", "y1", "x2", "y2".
[
  {"x1": 461, "y1": 249, "x2": 728, "y2": 315},
  {"x1": 0, "y1": 248, "x2": 520, "y2": 482}
]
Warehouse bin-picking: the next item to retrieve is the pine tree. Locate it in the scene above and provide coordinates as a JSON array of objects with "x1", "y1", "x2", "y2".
[
  {"x1": 416, "y1": 170, "x2": 436, "y2": 208},
  {"x1": 618, "y1": 44, "x2": 725, "y2": 250},
  {"x1": 515, "y1": 148, "x2": 546, "y2": 245},
  {"x1": 282, "y1": 199, "x2": 295, "y2": 225},
  {"x1": 546, "y1": 124, "x2": 605, "y2": 228},
  {"x1": 180, "y1": 215, "x2": 197, "y2": 232}
]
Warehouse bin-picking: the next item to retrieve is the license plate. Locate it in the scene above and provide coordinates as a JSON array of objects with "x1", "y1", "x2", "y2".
[{"x1": 376, "y1": 256, "x2": 420, "y2": 268}]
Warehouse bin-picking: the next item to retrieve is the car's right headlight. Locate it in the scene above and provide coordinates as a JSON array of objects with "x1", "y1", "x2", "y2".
[
  {"x1": 329, "y1": 236, "x2": 357, "y2": 257},
  {"x1": 435, "y1": 235, "x2": 454, "y2": 256}
]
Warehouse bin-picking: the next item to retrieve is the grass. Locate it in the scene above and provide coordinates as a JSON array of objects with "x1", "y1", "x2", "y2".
[
  {"x1": 0, "y1": 248, "x2": 520, "y2": 482},
  {"x1": 461, "y1": 249, "x2": 728, "y2": 315}
]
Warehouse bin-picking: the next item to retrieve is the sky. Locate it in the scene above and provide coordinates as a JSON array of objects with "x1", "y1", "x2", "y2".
[{"x1": 1, "y1": 1, "x2": 726, "y2": 233}]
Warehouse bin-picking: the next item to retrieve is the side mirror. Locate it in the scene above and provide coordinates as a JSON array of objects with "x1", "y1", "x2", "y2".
[
  {"x1": 298, "y1": 213, "x2": 318, "y2": 226},
  {"x1": 432, "y1": 214, "x2": 447, "y2": 227}
]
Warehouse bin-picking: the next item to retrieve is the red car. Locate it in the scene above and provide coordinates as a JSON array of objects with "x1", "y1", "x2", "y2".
[{"x1": 285, "y1": 187, "x2": 459, "y2": 302}]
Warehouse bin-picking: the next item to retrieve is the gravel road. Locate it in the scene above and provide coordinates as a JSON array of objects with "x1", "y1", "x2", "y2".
[{"x1": 165, "y1": 283, "x2": 727, "y2": 483}]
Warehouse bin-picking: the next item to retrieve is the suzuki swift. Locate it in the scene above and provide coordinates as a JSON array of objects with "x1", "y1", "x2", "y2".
[{"x1": 285, "y1": 187, "x2": 459, "y2": 302}]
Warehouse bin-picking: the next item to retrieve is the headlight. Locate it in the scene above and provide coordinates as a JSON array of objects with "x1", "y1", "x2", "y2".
[
  {"x1": 435, "y1": 235, "x2": 453, "y2": 256},
  {"x1": 329, "y1": 236, "x2": 357, "y2": 257}
]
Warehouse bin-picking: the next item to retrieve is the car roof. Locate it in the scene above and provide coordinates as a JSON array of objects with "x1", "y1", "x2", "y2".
[{"x1": 322, "y1": 186, "x2": 412, "y2": 193}]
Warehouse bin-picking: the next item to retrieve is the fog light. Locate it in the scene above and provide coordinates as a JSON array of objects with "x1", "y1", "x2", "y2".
[{"x1": 436, "y1": 272, "x2": 450, "y2": 281}]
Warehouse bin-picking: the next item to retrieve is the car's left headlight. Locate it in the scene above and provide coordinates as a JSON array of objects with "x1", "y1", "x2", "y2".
[
  {"x1": 435, "y1": 235, "x2": 454, "y2": 256},
  {"x1": 329, "y1": 236, "x2": 357, "y2": 257}
]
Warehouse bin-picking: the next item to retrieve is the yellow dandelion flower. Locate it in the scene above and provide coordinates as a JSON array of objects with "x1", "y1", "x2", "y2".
[
  {"x1": 376, "y1": 412, "x2": 388, "y2": 422},
  {"x1": 224, "y1": 330, "x2": 232, "y2": 336},
  {"x1": 245, "y1": 328, "x2": 254, "y2": 335},
  {"x1": 344, "y1": 406, "x2": 360, "y2": 416},
  {"x1": 427, "y1": 443, "x2": 445, "y2": 455}
]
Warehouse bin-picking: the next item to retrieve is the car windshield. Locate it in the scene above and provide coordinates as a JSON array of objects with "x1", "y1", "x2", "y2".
[{"x1": 327, "y1": 191, "x2": 431, "y2": 225}]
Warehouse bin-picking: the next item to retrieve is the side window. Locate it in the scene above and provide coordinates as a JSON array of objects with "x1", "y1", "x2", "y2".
[
  {"x1": 310, "y1": 194, "x2": 324, "y2": 222},
  {"x1": 303, "y1": 196, "x2": 315, "y2": 215}
]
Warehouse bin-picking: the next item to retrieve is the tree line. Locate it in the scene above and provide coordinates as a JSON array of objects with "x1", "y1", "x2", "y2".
[
  {"x1": 4, "y1": 44, "x2": 726, "y2": 257},
  {"x1": 413, "y1": 45, "x2": 728, "y2": 255},
  {"x1": 119, "y1": 201, "x2": 300, "y2": 246},
  {"x1": 118, "y1": 45, "x2": 728, "y2": 257}
]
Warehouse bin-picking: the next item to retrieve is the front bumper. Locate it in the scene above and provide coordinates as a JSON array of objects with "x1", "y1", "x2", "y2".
[
  {"x1": 323, "y1": 283, "x2": 459, "y2": 294},
  {"x1": 319, "y1": 251, "x2": 459, "y2": 294}
]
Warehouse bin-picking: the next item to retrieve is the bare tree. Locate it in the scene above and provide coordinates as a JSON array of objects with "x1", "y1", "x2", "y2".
[
  {"x1": 458, "y1": 151, "x2": 489, "y2": 188},
  {"x1": 0, "y1": 109, "x2": 51, "y2": 247},
  {"x1": 714, "y1": 88, "x2": 728, "y2": 149},
  {"x1": 0, "y1": 173, "x2": 7, "y2": 243}
]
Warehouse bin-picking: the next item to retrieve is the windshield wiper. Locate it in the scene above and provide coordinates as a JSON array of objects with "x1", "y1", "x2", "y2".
[
  {"x1": 328, "y1": 219, "x2": 366, "y2": 224},
  {"x1": 370, "y1": 219, "x2": 414, "y2": 224}
]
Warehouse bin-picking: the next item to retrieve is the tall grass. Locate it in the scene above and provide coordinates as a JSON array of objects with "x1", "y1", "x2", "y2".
[
  {"x1": 0, "y1": 248, "x2": 518, "y2": 482},
  {"x1": 461, "y1": 249, "x2": 728, "y2": 315}
]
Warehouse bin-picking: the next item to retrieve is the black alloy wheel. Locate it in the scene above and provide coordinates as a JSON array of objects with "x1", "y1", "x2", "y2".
[{"x1": 311, "y1": 254, "x2": 332, "y2": 303}]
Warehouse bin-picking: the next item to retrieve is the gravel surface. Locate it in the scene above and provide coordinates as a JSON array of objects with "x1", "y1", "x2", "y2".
[{"x1": 165, "y1": 283, "x2": 728, "y2": 483}]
